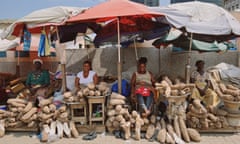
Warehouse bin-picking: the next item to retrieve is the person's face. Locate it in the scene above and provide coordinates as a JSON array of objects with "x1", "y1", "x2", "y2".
[
  {"x1": 83, "y1": 63, "x2": 91, "y2": 72},
  {"x1": 197, "y1": 62, "x2": 205, "y2": 70},
  {"x1": 34, "y1": 62, "x2": 42, "y2": 70},
  {"x1": 138, "y1": 63, "x2": 146, "y2": 73}
]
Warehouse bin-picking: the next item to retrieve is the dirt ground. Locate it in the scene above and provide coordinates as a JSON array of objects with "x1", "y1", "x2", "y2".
[{"x1": 0, "y1": 131, "x2": 240, "y2": 144}]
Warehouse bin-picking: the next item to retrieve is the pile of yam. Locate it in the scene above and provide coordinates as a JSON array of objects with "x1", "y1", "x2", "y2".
[
  {"x1": 64, "y1": 82, "x2": 110, "y2": 103},
  {"x1": 187, "y1": 99, "x2": 229, "y2": 130},
  {"x1": 6, "y1": 98, "x2": 38, "y2": 129}
]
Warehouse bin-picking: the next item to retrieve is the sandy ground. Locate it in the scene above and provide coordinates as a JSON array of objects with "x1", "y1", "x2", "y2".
[{"x1": 0, "y1": 131, "x2": 240, "y2": 144}]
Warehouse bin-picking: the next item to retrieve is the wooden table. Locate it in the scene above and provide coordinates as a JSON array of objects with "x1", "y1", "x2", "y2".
[{"x1": 87, "y1": 95, "x2": 107, "y2": 126}]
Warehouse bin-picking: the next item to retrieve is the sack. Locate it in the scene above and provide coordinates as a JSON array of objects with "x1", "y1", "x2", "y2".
[
  {"x1": 135, "y1": 86, "x2": 151, "y2": 96},
  {"x1": 111, "y1": 79, "x2": 131, "y2": 97}
]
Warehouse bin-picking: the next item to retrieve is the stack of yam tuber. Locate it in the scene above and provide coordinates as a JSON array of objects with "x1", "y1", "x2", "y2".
[
  {"x1": 6, "y1": 98, "x2": 38, "y2": 128},
  {"x1": 187, "y1": 100, "x2": 229, "y2": 130},
  {"x1": 106, "y1": 92, "x2": 131, "y2": 134},
  {"x1": 67, "y1": 82, "x2": 110, "y2": 103}
]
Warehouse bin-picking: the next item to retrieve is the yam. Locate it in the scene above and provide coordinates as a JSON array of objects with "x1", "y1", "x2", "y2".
[
  {"x1": 27, "y1": 121, "x2": 36, "y2": 128},
  {"x1": 10, "y1": 102, "x2": 26, "y2": 108},
  {"x1": 107, "y1": 109, "x2": 116, "y2": 116},
  {"x1": 49, "y1": 104, "x2": 56, "y2": 112},
  {"x1": 95, "y1": 90, "x2": 101, "y2": 96},
  {"x1": 7, "y1": 98, "x2": 27, "y2": 104},
  {"x1": 87, "y1": 83, "x2": 95, "y2": 90},
  {"x1": 89, "y1": 90, "x2": 95, "y2": 96},
  {"x1": 135, "y1": 116, "x2": 144, "y2": 140},
  {"x1": 115, "y1": 105, "x2": 122, "y2": 112},
  {"x1": 110, "y1": 99, "x2": 125, "y2": 105},
  {"x1": 77, "y1": 91, "x2": 83, "y2": 98},
  {"x1": 97, "y1": 82, "x2": 108, "y2": 91},
  {"x1": 63, "y1": 91, "x2": 72, "y2": 98},
  {"x1": 112, "y1": 120, "x2": 120, "y2": 128},
  {"x1": 187, "y1": 128, "x2": 201, "y2": 142},
  {"x1": 39, "y1": 97, "x2": 53, "y2": 107},
  {"x1": 166, "y1": 124, "x2": 175, "y2": 140},
  {"x1": 160, "y1": 118, "x2": 166, "y2": 129},
  {"x1": 226, "y1": 84, "x2": 239, "y2": 91},
  {"x1": 145, "y1": 124, "x2": 155, "y2": 139},
  {"x1": 70, "y1": 121, "x2": 79, "y2": 138},
  {"x1": 219, "y1": 83, "x2": 227, "y2": 92},
  {"x1": 157, "y1": 128, "x2": 166, "y2": 143},
  {"x1": 63, "y1": 122, "x2": 71, "y2": 138},
  {"x1": 58, "y1": 105, "x2": 67, "y2": 113},
  {"x1": 120, "y1": 121, "x2": 131, "y2": 140},
  {"x1": 0, "y1": 120, "x2": 5, "y2": 137},
  {"x1": 22, "y1": 102, "x2": 33, "y2": 113},
  {"x1": 21, "y1": 107, "x2": 37, "y2": 121},
  {"x1": 207, "y1": 113, "x2": 218, "y2": 122},
  {"x1": 166, "y1": 132, "x2": 175, "y2": 144},
  {"x1": 179, "y1": 116, "x2": 190, "y2": 142},
  {"x1": 42, "y1": 106, "x2": 50, "y2": 114},
  {"x1": 115, "y1": 115, "x2": 124, "y2": 122},
  {"x1": 131, "y1": 110, "x2": 138, "y2": 118},
  {"x1": 106, "y1": 119, "x2": 113, "y2": 127},
  {"x1": 110, "y1": 92, "x2": 126, "y2": 100},
  {"x1": 82, "y1": 88, "x2": 90, "y2": 96}
]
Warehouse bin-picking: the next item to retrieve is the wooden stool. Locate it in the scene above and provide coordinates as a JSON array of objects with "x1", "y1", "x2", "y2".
[
  {"x1": 67, "y1": 101, "x2": 87, "y2": 124},
  {"x1": 87, "y1": 96, "x2": 105, "y2": 125}
]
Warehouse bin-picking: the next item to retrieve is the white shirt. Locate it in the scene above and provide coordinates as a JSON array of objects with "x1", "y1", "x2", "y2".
[
  {"x1": 191, "y1": 71, "x2": 209, "y2": 83},
  {"x1": 76, "y1": 70, "x2": 96, "y2": 86}
]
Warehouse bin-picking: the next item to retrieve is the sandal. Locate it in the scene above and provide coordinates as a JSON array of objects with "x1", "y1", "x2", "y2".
[{"x1": 82, "y1": 131, "x2": 97, "y2": 140}]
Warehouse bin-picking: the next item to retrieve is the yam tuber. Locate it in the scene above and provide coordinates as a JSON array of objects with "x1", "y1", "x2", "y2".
[
  {"x1": 22, "y1": 102, "x2": 33, "y2": 113},
  {"x1": 187, "y1": 128, "x2": 201, "y2": 142},
  {"x1": 145, "y1": 124, "x2": 155, "y2": 139},
  {"x1": 70, "y1": 121, "x2": 79, "y2": 138},
  {"x1": 110, "y1": 92, "x2": 126, "y2": 100},
  {"x1": 135, "y1": 116, "x2": 144, "y2": 140},
  {"x1": 179, "y1": 116, "x2": 190, "y2": 142},
  {"x1": 21, "y1": 107, "x2": 37, "y2": 121}
]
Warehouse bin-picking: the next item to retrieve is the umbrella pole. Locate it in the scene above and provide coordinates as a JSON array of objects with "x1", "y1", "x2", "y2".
[
  {"x1": 117, "y1": 17, "x2": 122, "y2": 94},
  {"x1": 56, "y1": 26, "x2": 67, "y2": 92},
  {"x1": 185, "y1": 33, "x2": 193, "y2": 83},
  {"x1": 16, "y1": 51, "x2": 20, "y2": 77},
  {"x1": 134, "y1": 39, "x2": 139, "y2": 62}
]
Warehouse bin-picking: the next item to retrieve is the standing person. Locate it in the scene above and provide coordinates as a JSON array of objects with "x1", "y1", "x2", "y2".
[
  {"x1": 75, "y1": 60, "x2": 98, "y2": 89},
  {"x1": 190, "y1": 60, "x2": 220, "y2": 106},
  {"x1": 130, "y1": 57, "x2": 156, "y2": 117},
  {"x1": 26, "y1": 59, "x2": 50, "y2": 104}
]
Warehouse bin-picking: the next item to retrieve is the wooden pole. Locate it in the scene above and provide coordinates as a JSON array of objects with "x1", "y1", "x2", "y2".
[
  {"x1": 185, "y1": 33, "x2": 193, "y2": 83},
  {"x1": 117, "y1": 17, "x2": 122, "y2": 94}
]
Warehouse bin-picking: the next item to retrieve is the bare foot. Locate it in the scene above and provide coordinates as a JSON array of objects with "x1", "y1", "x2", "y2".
[{"x1": 146, "y1": 110, "x2": 151, "y2": 116}]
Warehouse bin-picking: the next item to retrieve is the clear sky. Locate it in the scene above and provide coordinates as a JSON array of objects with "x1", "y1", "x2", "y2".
[{"x1": 0, "y1": 0, "x2": 170, "y2": 19}]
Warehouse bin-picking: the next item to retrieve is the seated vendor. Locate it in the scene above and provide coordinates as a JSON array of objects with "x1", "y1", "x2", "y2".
[
  {"x1": 75, "y1": 60, "x2": 98, "y2": 89},
  {"x1": 190, "y1": 60, "x2": 220, "y2": 107},
  {"x1": 130, "y1": 57, "x2": 156, "y2": 117},
  {"x1": 26, "y1": 59, "x2": 50, "y2": 103}
]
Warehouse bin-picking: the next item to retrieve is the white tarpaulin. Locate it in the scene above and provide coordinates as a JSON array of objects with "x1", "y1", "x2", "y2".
[
  {"x1": 0, "y1": 6, "x2": 85, "y2": 39},
  {"x1": 150, "y1": 1, "x2": 240, "y2": 38},
  {"x1": 0, "y1": 29, "x2": 19, "y2": 51}
]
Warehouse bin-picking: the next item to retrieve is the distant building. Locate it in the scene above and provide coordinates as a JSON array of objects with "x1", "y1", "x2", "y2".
[
  {"x1": 170, "y1": 0, "x2": 224, "y2": 7},
  {"x1": 131, "y1": 0, "x2": 159, "y2": 6},
  {"x1": 224, "y1": 0, "x2": 240, "y2": 11}
]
